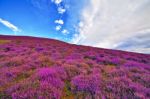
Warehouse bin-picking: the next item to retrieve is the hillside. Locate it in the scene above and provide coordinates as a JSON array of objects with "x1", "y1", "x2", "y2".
[{"x1": 0, "y1": 35, "x2": 150, "y2": 99}]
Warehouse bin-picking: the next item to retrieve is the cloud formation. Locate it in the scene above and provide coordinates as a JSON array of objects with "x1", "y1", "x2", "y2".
[
  {"x1": 58, "y1": 7, "x2": 66, "y2": 14},
  {"x1": 62, "y1": 29, "x2": 69, "y2": 35},
  {"x1": 0, "y1": 18, "x2": 21, "y2": 32},
  {"x1": 55, "y1": 19, "x2": 64, "y2": 25},
  {"x1": 55, "y1": 25, "x2": 61, "y2": 31},
  {"x1": 51, "y1": 0, "x2": 69, "y2": 36},
  {"x1": 51, "y1": 0, "x2": 62, "y2": 5},
  {"x1": 72, "y1": 0, "x2": 150, "y2": 53}
]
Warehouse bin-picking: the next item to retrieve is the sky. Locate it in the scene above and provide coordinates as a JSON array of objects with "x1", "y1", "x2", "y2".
[{"x1": 0, "y1": 0, "x2": 150, "y2": 53}]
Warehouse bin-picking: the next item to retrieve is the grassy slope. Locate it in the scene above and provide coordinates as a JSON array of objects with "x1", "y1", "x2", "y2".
[{"x1": 0, "y1": 35, "x2": 150, "y2": 99}]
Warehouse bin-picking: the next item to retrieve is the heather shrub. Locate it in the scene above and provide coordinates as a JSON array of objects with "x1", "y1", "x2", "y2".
[
  {"x1": 71, "y1": 74, "x2": 102, "y2": 98},
  {"x1": 36, "y1": 67, "x2": 67, "y2": 96},
  {"x1": 15, "y1": 40, "x2": 22, "y2": 44},
  {"x1": 7, "y1": 81, "x2": 41, "y2": 99},
  {"x1": 65, "y1": 59, "x2": 82, "y2": 65},
  {"x1": 5, "y1": 56, "x2": 24, "y2": 67},
  {"x1": 103, "y1": 77, "x2": 138, "y2": 99},
  {"x1": 0, "y1": 36, "x2": 150, "y2": 99},
  {"x1": 14, "y1": 70, "x2": 34, "y2": 82},
  {"x1": 84, "y1": 55, "x2": 97, "y2": 61},
  {"x1": 2, "y1": 46, "x2": 11, "y2": 52},
  {"x1": 0, "y1": 67, "x2": 21, "y2": 86},
  {"x1": 110, "y1": 58, "x2": 123, "y2": 65},
  {"x1": 37, "y1": 55, "x2": 55, "y2": 67},
  {"x1": 85, "y1": 59, "x2": 96, "y2": 68},
  {"x1": 63, "y1": 65, "x2": 80, "y2": 80},
  {"x1": 109, "y1": 68, "x2": 126, "y2": 77},
  {"x1": 91, "y1": 67, "x2": 102, "y2": 75},
  {"x1": 123, "y1": 60, "x2": 148, "y2": 68},
  {"x1": 128, "y1": 73, "x2": 150, "y2": 88},
  {"x1": 67, "y1": 53, "x2": 83, "y2": 59},
  {"x1": 35, "y1": 47, "x2": 44, "y2": 52},
  {"x1": 6, "y1": 67, "x2": 66, "y2": 99}
]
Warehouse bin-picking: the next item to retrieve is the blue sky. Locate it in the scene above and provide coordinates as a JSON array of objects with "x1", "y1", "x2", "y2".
[
  {"x1": 0, "y1": 0, "x2": 150, "y2": 53},
  {"x1": 0, "y1": 0, "x2": 86, "y2": 42}
]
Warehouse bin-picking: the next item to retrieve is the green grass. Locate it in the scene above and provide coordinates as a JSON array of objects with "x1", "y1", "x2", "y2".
[
  {"x1": 0, "y1": 92, "x2": 12, "y2": 99},
  {"x1": 62, "y1": 80, "x2": 75, "y2": 99}
]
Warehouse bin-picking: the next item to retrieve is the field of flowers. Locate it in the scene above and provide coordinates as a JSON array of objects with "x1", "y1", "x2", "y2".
[{"x1": 0, "y1": 35, "x2": 150, "y2": 99}]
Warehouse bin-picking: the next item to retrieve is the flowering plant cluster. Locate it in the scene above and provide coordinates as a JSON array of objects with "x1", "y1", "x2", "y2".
[{"x1": 0, "y1": 35, "x2": 150, "y2": 99}]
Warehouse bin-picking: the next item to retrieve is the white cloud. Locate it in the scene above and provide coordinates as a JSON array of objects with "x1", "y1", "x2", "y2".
[
  {"x1": 62, "y1": 29, "x2": 69, "y2": 35},
  {"x1": 51, "y1": 0, "x2": 62, "y2": 5},
  {"x1": 0, "y1": 18, "x2": 21, "y2": 32},
  {"x1": 78, "y1": 22, "x2": 84, "y2": 28},
  {"x1": 55, "y1": 25, "x2": 61, "y2": 31},
  {"x1": 55, "y1": 19, "x2": 64, "y2": 25},
  {"x1": 72, "y1": 0, "x2": 150, "y2": 53},
  {"x1": 58, "y1": 7, "x2": 66, "y2": 14},
  {"x1": 72, "y1": 33, "x2": 85, "y2": 44},
  {"x1": 129, "y1": 48, "x2": 150, "y2": 54}
]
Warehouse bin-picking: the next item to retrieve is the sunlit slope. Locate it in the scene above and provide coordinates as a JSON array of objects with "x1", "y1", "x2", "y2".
[{"x1": 0, "y1": 35, "x2": 150, "y2": 99}]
